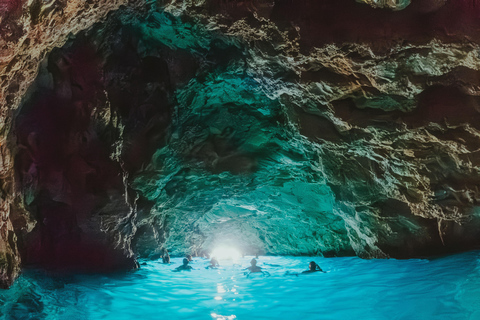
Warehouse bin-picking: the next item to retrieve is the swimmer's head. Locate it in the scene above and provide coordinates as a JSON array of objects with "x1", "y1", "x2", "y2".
[
  {"x1": 183, "y1": 258, "x2": 189, "y2": 266},
  {"x1": 250, "y1": 258, "x2": 257, "y2": 266},
  {"x1": 309, "y1": 261, "x2": 317, "y2": 271}
]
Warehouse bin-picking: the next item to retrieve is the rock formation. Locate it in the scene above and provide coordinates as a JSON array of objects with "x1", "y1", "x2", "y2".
[
  {"x1": 0, "y1": 0, "x2": 145, "y2": 288},
  {"x1": 2, "y1": 0, "x2": 480, "y2": 288},
  {"x1": 357, "y1": 0, "x2": 411, "y2": 10}
]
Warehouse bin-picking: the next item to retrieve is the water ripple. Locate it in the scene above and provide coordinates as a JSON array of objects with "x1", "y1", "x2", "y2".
[{"x1": 1, "y1": 253, "x2": 480, "y2": 319}]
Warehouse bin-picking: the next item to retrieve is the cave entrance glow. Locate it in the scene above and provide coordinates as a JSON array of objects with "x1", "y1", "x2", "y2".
[{"x1": 211, "y1": 246, "x2": 242, "y2": 261}]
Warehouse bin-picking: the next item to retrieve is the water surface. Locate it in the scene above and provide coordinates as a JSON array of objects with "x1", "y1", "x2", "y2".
[{"x1": 1, "y1": 252, "x2": 480, "y2": 319}]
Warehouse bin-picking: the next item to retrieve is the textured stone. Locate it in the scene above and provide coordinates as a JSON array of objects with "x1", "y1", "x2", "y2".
[
  {"x1": 356, "y1": 0, "x2": 411, "y2": 10},
  {"x1": 2, "y1": 0, "x2": 480, "y2": 288},
  {"x1": 0, "y1": 0, "x2": 145, "y2": 288},
  {"x1": 127, "y1": 0, "x2": 480, "y2": 259}
]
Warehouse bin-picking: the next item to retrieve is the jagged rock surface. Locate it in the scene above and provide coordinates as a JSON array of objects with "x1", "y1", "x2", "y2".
[
  {"x1": 356, "y1": 0, "x2": 411, "y2": 10},
  {"x1": 129, "y1": 0, "x2": 480, "y2": 259},
  {"x1": 0, "y1": 0, "x2": 145, "y2": 288},
  {"x1": 2, "y1": 0, "x2": 480, "y2": 288}
]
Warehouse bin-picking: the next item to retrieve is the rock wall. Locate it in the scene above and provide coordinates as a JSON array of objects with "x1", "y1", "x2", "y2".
[
  {"x1": 129, "y1": 0, "x2": 480, "y2": 259},
  {"x1": 2, "y1": 0, "x2": 480, "y2": 288},
  {"x1": 0, "y1": 0, "x2": 145, "y2": 288},
  {"x1": 357, "y1": 0, "x2": 412, "y2": 10}
]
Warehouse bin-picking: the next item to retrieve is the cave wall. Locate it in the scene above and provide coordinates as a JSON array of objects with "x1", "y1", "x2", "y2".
[
  {"x1": 0, "y1": 0, "x2": 145, "y2": 288},
  {"x1": 11, "y1": 8, "x2": 183, "y2": 273},
  {"x1": 129, "y1": 0, "x2": 480, "y2": 259},
  {"x1": 2, "y1": 0, "x2": 480, "y2": 288}
]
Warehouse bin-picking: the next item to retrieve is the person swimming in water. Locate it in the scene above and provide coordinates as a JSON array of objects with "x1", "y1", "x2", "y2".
[
  {"x1": 174, "y1": 258, "x2": 193, "y2": 272},
  {"x1": 302, "y1": 261, "x2": 324, "y2": 274},
  {"x1": 162, "y1": 249, "x2": 170, "y2": 264},
  {"x1": 207, "y1": 257, "x2": 219, "y2": 269},
  {"x1": 247, "y1": 258, "x2": 262, "y2": 273},
  {"x1": 284, "y1": 261, "x2": 325, "y2": 276},
  {"x1": 245, "y1": 258, "x2": 270, "y2": 277}
]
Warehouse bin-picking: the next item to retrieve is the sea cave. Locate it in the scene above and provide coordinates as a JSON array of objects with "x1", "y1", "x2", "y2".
[{"x1": 1, "y1": 0, "x2": 480, "y2": 318}]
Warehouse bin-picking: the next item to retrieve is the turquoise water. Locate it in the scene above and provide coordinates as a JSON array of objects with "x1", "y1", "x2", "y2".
[{"x1": 1, "y1": 252, "x2": 480, "y2": 319}]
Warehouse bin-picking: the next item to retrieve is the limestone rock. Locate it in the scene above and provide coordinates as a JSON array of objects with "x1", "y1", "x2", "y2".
[
  {"x1": 2, "y1": 0, "x2": 480, "y2": 289},
  {"x1": 0, "y1": 0, "x2": 145, "y2": 288}
]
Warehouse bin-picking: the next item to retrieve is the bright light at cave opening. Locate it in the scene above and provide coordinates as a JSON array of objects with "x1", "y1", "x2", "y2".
[{"x1": 211, "y1": 246, "x2": 241, "y2": 260}]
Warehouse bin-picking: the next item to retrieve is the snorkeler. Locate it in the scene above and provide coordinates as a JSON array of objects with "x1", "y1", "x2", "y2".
[
  {"x1": 174, "y1": 258, "x2": 193, "y2": 272},
  {"x1": 207, "y1": 257, "x2": 219, "y2": 269},
  {"x1": 302, "y1": 261, "x2": 324, "y2": 274},
  {"x1": 162, "y1": 249, "x2": 170, "y2": 264}
]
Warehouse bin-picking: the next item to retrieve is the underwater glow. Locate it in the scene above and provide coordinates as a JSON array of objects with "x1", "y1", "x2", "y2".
[{"x1": 211, "y1": 246, "x2": 242, "y2": 261}]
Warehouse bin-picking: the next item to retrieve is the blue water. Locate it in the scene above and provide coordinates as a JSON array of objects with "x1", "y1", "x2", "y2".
[{"x1": 1, "y1": 252, "x2": 480, "y2": 319}]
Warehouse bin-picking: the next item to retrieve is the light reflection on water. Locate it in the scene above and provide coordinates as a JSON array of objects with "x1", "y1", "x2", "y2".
[{"x1": 1, "y1": 252, "x2": 480, "y2": 319}]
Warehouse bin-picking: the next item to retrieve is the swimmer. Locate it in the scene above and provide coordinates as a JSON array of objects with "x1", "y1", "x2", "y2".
[
  {"x1": 247, "y1": 258, "x2": 262, "y2": 273},
  {"x1": 302, "y1": 261, "x2": 324, "y2": 274},
  {"x1": 245, "y1": 258, "x2": 270, "y2": 277},
  {"x1": 174, "y1": 258, "x2": 193, "y2": 272},
  {"x1": 207, "y1": 257, "x2": 219, "y2": 269},
  {"x1": 162, "y1": 249, "x2": 170, "y2": 264}
]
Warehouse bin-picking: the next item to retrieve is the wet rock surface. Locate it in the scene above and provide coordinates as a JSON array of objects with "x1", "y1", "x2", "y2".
[{"x1": 2, "y1": 0, "x2": 480, "y2": 287}]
